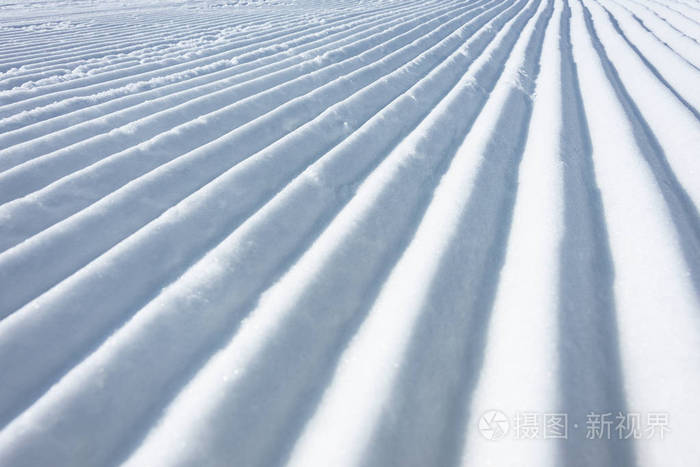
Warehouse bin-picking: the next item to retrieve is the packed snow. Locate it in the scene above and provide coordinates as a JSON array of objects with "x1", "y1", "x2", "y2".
[{"x1": 0, "y1": 0, "x2": 699, "y2": 465}]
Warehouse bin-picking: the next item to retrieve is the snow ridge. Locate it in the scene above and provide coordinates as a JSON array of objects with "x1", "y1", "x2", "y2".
[{"x1": 0, "y1": 0, "x2": 698, "y2": 465}]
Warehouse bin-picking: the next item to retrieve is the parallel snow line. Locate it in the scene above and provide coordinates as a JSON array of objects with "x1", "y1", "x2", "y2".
[
  {"x1": 349, "y1": 3, "x2": 552, "y2": 466},
  {"x1": 0, "y1": 6, "x2": 392, "y2": 111},
  {"x1": 3, "y1": 0, "x2": 490, "y2": 260},
  {"x1": 623, "y1": 0, "x2": 700, "y2": 43},
  {"x1": 0, "y1": 10, "x2": 372, "y2": 112},
  {"x1": 0, "y1": 0, "x2": 445, "y2": 156},
  {"x1": 634, "y1": 0, "x2": 700, "y2": 37},
  {"x1": 0, "y1": 12, "x2": 280, "y2": 69},
  {"x1": 117, "y1": 0, "x2": 543, "y2": 464},
  {"x1": 0, "y1": 0, "x2": 536, "y2": 464},
  {"x1": 0, "y1": 18, "x2": 151, "y2": 49},
  {"x1": 0, "y1": 20, "x2": 284, "y2": 69},
  {"x1": 0, "y1": 68, "x2": 79, "y2": 92},
  {"x1": 0, "y1": 3, "x2": 448, "y2": 114},
  {"x1": 0, "y1": 0, "x2": 471, "y2": 205},
  {"x1": 0, "y1": 9, "x2": 255, "y2": 50},
  {"x1": 643, "y1": 0, "x2": 700, "y2": 24},
  {"x1": 614, "y1": 0, "x2": 700, "y2": 66},
  {"x1": 609, "y1": 0, "x2": 700, "y2": 69},
  {"x1": 0, "y1": 0, "x2": 517, "y2": 433},
  {"x1": 0, "y1": 0, "x2": 506, "y2": 314},
  {"x1": 570, "y1": 1, "x2": 700, "y2": 465},
  {"x1": 0, "y1": 3, "x2": 435, "y2": 138},
  {"x1": 0, "y1": 12, "x2": 312, "y2": 92},
  {"x1": 0, "y1": 8, "x2": 340, "y2": 61},
  {"x1": 581, "y1": 0, "x2": 700, "y2": 292},
  {"x1": 460, "y1": 2, "x2": 563, "y2": 465},
  {"x1": 0, "y1": 19, "x2": 194, "y2": 59},
  {"x1": 555, "y1": 1, "x2": 634, "y2": 464},
  {"x1": 1, "y1": 2, "x2": 697, "y2": 466},
  {"x1": 0, "y1": 0, "x2": 465, "y2": 161},
  {"x1": 595, "y1": 0, "x2": 700, "y2": 113},
  {"x1": 288, "y1": 0, "x2": 553, "y2": 464},
  {"x1": 0, "y1": 9, "x2": 292, "y2": 51},
  {"x1": 0, "y1": 10, "x2": 394, "y2": 84}
]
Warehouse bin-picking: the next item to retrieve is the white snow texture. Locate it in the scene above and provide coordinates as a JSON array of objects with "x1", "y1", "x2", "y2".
[{"x1": 0, "y1": 0, "x2": 699, "y2": 465}]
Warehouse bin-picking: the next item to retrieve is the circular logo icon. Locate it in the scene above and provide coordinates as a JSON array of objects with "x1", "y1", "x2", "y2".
[{"x1": 478, "y1": 409, "x2": 510, "y2": 441}]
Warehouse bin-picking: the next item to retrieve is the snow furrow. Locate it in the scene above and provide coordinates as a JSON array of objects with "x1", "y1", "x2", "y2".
[
  {"x1": 0, "y1": 0, "x2": 474, "y2": 199},
  {"x1": 0, "y1": 0, "x2": 504, "y2": 315},
  {"x1": 0, "y1": 12, "x2": 426, "y2": 139},
  {"x1": 0, "y1": 0, "x2": 516, "y2": 432},
  {"x1": 0, "y1": 0, "x2": 697, "y2": 466},
  {"x1": 570, "y1": 2, "x2": 700, "y2": 465},
  {"x1": 0, "y1": 0, "x2": 454, "y2": 161},
  {"x1": 0, "y1": 7, "x2": 398, "y2": 112}
]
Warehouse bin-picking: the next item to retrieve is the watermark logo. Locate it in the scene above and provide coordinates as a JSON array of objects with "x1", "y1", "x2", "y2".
[
  {"x1": 478, "y1": 409, "x2": 510, "y2": 440},
  {"x1": 477, "y1": 410, "x2": 669, "y2": 441}
]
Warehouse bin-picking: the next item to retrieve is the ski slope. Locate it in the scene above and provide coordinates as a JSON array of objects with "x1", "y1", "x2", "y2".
[{"x1": 0, "y1": 0, "x2": 699, "y2": 465}]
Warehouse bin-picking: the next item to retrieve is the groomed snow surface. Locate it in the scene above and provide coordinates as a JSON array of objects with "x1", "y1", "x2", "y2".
[{"x1": 0, "y1": 0, "x2": 699, "y2": 465}]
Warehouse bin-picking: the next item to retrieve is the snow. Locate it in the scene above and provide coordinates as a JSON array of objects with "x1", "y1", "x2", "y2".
[{"x1": 0, "y1": 0, "x2": 698, "y2": 465}]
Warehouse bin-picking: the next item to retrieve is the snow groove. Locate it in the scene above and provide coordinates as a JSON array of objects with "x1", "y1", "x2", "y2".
[{"x1": 0, "y1": 0, "x2": 698, "y2": 466}]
